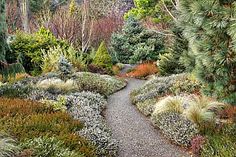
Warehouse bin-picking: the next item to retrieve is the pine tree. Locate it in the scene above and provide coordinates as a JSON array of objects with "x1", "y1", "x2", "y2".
[
  {"x1": 179, "y1": 0, "x2": 236, "y2": 104},
  {"x1": 0, "y1": 0, "x2": 24, "y2": 81}
]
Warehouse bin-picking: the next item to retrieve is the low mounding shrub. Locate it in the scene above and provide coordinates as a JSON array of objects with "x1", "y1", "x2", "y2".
[
  {"x1": 0, "y1": 133, "x2": 20, "y2": 157},
  {"x1": 66, "y1": 92, "x2": 118, "y2": 156},
  {"x1": 75, "y1": 72, "x2": 126, "y2": 96},
  {"x1": 0, "y1": 98, "x2": 96, "y2": 157},
  {"x1": 125, "y1": 62, "x2": 158, "y2": 78},
  {"x1": 0, "y1": 83, "x2": 32, "y2": 98},
  {"x1": 21, "y1": 136, "x2": 84, "y2": 157},
  {"x1": 136, "y1": 99, "x2": 157, "y2": 116},
  {"x1": 131, "y1": 73, "x2": 187, "y2": 104},
  {"x1": 92, "y1": 41, "x2": 112, "y2": 70},
  {"x1": 151, "y1": 112, "x2": 198, "y2": 147}
]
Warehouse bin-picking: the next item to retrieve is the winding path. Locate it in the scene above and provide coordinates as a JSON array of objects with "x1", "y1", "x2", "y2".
[{"x1": 105, "y1": 78, "x2": 189, "y2": 157}]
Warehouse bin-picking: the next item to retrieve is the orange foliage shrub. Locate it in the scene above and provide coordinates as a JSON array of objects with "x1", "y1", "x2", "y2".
[
  {"x1": 125, "y1": 63, "x2": 158, "y2": 78},
  {"x1": 219, "y1": 105, "x2": 236, "y2": 121}
]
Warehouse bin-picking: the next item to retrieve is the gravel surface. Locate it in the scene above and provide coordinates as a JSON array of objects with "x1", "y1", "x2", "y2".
[{"x1": 105, "y1": 78, "x2": 189, "y2": 157}]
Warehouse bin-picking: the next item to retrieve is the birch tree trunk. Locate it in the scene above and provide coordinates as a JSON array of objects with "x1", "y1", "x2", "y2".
[
  {"x1": 81, "y1": 0, "x2": 93, "y2": 53},
  {"x1": 19, "y1": 0, "x2": 30, "y2": 32}
]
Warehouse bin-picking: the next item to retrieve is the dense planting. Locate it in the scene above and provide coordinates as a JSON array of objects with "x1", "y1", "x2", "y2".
[{"x1": 0, "y1": 98, "x2": 96, "y2": 157}]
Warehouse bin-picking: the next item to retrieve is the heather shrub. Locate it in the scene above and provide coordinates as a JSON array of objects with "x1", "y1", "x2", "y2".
[
  {"x1": 21, "y1": 136, "x2": 84, "y2": 157},
  {"x1": 170, "y1": 74, "x2": 201, "y2": 95},
  {"x1": 0, "y1": 83, "x2": 32, "y2": 98},
  {"x1": 0, "y1": 98, "x2": 96, "y2": 157},
  {"x1": 151, "y1": 112, "x2": 198, "y2": 147},
  {"x1": 131, "y1": 74, "x2": 187, "y2": 104},
  {"x1": 191, "y1": 135, "x2": 205, "y2": 157}
]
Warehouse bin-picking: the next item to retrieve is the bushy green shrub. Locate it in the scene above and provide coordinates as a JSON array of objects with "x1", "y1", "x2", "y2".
[
  {"x1": 93, "y1": 41, "x2": 112, "y2": 70},
  {"x1": 21, "y1": 136, "x2": 84, "y2": 157},
  {"x1": 151, "y1": 112, "x2": 198, "y2": 147},
  {"x1": 110, "y1": 16, "x2": 165, "y2": 64},
  {"x1": 158, "y1": 26, "x2": 189, "y2": 76},
  {"x1": 0, "y1": 133, "x2": 20, "y2": 157},
  {"x1": 10, "y1": 27, "x2": 69, "y2": 75},
  {"x1": 170, "y1": 74, "x2": 201, "y2": 95},
  {"x1": 41, "y1": 46, "x2": 78, "y2": 73},
  {"x1": 158, "y1": 52, "x2": 185, "y2": 76}
]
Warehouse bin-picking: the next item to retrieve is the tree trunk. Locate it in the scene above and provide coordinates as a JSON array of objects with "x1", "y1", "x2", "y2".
[
  {"x1": 19, "y1": 0, "x2": 30, "y2": 32},
  {"x1": 81, "y1": 0, "x2": 93, "y2": 53},
  {"x1": 0, "y1": 0, "x2": 7, "y2": 61}
]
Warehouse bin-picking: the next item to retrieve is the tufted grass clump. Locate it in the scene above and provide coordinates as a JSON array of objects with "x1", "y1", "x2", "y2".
[
  {"x1": 0, "y1": 133, "x2": 20, "y2": 157},
  {"x1": 153, "y1": 96, "x2": 185, "y2": 115}
]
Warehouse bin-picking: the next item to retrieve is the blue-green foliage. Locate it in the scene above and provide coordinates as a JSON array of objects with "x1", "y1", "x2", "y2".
[{"x1": 110, "y1": 16, "x2": 165, "y2": 64}]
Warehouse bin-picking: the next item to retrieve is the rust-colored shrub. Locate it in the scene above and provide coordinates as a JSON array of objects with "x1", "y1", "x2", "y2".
[
  {"x1": 125, "y1": 62, "x2": 158, "y2": 78},
  {"x1": 219, "y1": 105, "x2": 236, "y2": 121},
  {"x1": 0, "y1": 98, "x2": 96, "y2": 157}
]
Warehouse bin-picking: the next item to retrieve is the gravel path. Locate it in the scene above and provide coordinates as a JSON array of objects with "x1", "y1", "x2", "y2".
[{"x1": 105, "y1": 78, "x2": 189, "y2": 157}]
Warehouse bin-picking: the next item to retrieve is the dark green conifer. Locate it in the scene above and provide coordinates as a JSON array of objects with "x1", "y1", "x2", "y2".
[{"x1": 179, "y1": 0, "x2": 236, "y2": 104}]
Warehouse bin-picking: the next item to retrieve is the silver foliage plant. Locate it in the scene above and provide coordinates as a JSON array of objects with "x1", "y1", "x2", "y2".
[
  {"x1": 65, "y1": 92, "x2": 119, "y2": 157},
  {"x1": 151, "y1": 112, "x2": 198, "y2": 147}
]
